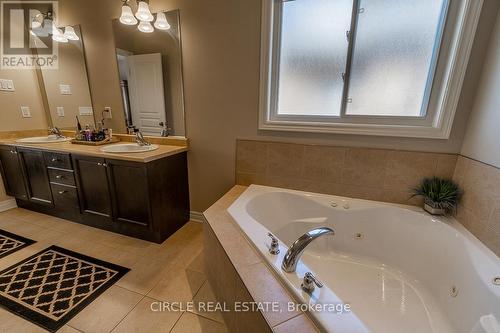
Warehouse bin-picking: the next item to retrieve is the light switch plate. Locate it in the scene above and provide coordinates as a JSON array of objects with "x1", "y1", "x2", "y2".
[
  {"x1": 56, "y1": 106, "x2": 65, "y2": 117},
  {"x1": 21, "y1": 106, "x2": 31, "y2": 118},
  {"x1": 79, "y1": 106, "x2": 93, "y2": 116},
  {"x1": 0, "y1": 79, "x2": 15, "y2": 92},
  {"x1": 59, "y1": 84, "x2": 72, "y2": 95}
]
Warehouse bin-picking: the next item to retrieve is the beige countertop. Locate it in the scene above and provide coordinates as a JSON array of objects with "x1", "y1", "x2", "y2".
[{"x1": 0, "y1": 139, "x2": 188, "y2": 163}]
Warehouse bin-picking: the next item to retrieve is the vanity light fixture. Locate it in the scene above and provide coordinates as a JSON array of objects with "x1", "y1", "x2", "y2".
[
  {"x1": 154, "y1": 12, "x2": 170, "y2": 30},
  {"x1": 138, "y1": 20, "x2": 154, "y2": 33},
  {"x1": 119, "y1": 0, "x2": 170, "y2": 33},
  {"x1": 135, "y1": 1, "x2": 154, "y2": 22},
  {"x1": 119, "y1": 3, "x2": 138, "y2": 25},
  {"x1": 63, "y1": 26, "x2": 80, "y2": 40}
]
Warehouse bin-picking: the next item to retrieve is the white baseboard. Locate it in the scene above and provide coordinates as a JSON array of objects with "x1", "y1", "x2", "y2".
[
  {"x1": 190, "y1": 211, "x2": 205, "y2": 223},
  {"x1": 0, "y1": 198, "x2": 17, "y2": 212}
]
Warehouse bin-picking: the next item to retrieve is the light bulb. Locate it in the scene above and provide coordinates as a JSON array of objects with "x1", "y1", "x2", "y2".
[
  {"x1": 135, "y1": 1, "x2": 154, "y2": 22},
  {"x1": 154, "y1": 12, "x2": 170, "y2": 30},
  {"x1": 52, "y1": 27, "x2": 68, "y2": 43},
  {"x1": 63, "y1": 26, "x2": 79, "y2": 40},
  {"x1": 119, "y1": 5, "x2": 137, "y2": 25},
  {"x1": 138, "y1": 20, "x2": 154, "y2": 33}
]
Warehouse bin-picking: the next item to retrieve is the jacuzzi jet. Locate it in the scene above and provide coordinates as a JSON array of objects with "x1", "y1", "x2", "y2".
[
  {"x1": 450, "y1": 286, "x2": 459, "y2": 297},
  {"x1": 354, "y1": 233, "x2": 364, "y2": 240},
  {"x1": 493, "y1": 277, "x2": 500, "y2": 286}
]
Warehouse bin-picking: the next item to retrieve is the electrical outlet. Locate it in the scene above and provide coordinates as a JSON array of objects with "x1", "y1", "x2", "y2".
[
  {"x1": 21, "y1": 106, "x2": 31, "y2": 118},
  {"x1": 103, "y1": 107, "x2": 112, "y2": 119},
  {"x1": 0, "y1": 79, "x2": 15, "y2": 92},
  {"x1": 56, "y1": 107, "x2": 65, "y2": 117}
]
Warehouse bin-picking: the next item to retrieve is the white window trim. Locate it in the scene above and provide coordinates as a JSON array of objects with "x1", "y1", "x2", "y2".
[{"x1": 259, "y1": 0, "x2": 484, "y2": 139}]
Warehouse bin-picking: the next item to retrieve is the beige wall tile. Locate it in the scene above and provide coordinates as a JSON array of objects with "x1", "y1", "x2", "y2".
[
  {"x1": 454, "y1": 155, "x2": 500, "y2": 256},
  {"x1": 383, "y1": 151, "x2": 438, "y2": 189},
  {"x1": 301, "y1": 146, "x2": 346, "y2": 182},
  {"x1": 236, "y1": 140, "x2": 268, "y2": 174},
  {"x1": 435, "y1": 154, "x2": 459, "y2": 178},
  {"x1": 341, "y1": 148, "x2": 389, "y2": 187},
  {"x1": 267, "y1": 142, "x2": 304, "y2": 178},
  {"x1": 236, "y1": 172, "x2": 266, "y2": 186}
]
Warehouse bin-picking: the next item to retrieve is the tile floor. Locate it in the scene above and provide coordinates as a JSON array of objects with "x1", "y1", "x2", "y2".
[{"x1": 0, "y1": 208, "x2": 229, "y2": 333}]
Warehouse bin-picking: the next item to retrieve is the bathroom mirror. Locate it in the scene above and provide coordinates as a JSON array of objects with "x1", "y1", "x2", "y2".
[
  {"x1": 111, "y1": 9, "x2": 185, "y2": 137},
  {"x1": 39, "y1": 25, "x2": 96, "y2": 130}
]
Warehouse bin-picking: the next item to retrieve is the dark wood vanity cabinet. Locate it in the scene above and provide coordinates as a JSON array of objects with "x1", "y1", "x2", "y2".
[
  {"x1": 17, "y1": 148, "x2": 53, "y2": 206},
  {"x1": 0, "y1": 146, "x2": 27, "y2": 199},
  {"x1": 0, "y1": 144, "x2": 189, "y2": 243},
  {"x1": 72, "y1": 154, "x2": 189, "y2": 242}
]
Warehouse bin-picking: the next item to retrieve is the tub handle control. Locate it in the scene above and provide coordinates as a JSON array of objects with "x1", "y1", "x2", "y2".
[
  {"x1": 301, "y1": 272, "x2": 323, "y2": 293},
  {"x1": 267, "y1": 233, "x2": 280, "y2": 255}
]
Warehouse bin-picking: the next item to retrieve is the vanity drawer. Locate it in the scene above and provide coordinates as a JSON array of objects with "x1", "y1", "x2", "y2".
[
  {"x1": 51, "y1": 183, "x2": 79, "y2": 210},
  {"x1": 44, "y1": 152, "x2": 72, "y2": 170},
  {"x1": 48, "y1": 169, "x2": 75, "y2": 186}
]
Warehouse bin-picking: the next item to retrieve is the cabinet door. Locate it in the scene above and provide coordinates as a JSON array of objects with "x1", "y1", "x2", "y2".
[
  {"x1": 0, "y1": 146, "x2": 27, "y2": 199},
  {"x1": 72, "y1": 155, "x2": 113, "y2": 219},
  {"x1": 107, "y1": 159, "x2": 151, "y2": 228},
  {"x1": 17, "y1": 148, "x2": 53, "y2": 205}
]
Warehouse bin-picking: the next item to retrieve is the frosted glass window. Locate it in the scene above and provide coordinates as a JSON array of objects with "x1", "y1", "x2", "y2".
[
  {"x1": 276, "y1": 0, "x2": 352, "y2": 116},
  {"x1": 345, "y1": 0, "x2": 447, "y2": 117}
]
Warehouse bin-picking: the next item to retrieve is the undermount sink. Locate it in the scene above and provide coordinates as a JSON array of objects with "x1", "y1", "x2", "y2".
[
  {"x1": 16, "y1": 135, "x2": 71, "y2": 144},
  {"x1": 100, "y1": 143, "x2": 159, "y2": 153}
]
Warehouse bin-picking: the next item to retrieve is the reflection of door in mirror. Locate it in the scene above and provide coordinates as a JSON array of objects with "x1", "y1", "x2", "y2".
[
  {"x1": 112, "y1": 9, "x2": 185, "y2": 137},
  {"x1": 117, "y1": 52, "x2": 166, "y2": 136},
  {"x1": 40, "y1": 25, "x2": 95, "y2": 130}
]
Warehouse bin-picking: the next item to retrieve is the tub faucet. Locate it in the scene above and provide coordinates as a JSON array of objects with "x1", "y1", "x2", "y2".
[{"x1": 281, "y1": 227, "x2": 334, "y2": 273}]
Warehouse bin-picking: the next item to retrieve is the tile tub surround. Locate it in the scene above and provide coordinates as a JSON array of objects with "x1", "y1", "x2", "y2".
[
  {"x1": 203, "y1": 185, "x2": 319, "y2": 333},
  {"x1": 453, "y1": 155, "x2": 500, "y2": 256},
  {"x1": 236, "y1": 140, "x2": 458, "y2": 206}
]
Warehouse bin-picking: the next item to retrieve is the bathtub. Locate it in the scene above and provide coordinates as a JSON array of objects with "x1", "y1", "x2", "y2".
[{"x1": 227, "y1": 185, "x2": 500, "y2": 333}]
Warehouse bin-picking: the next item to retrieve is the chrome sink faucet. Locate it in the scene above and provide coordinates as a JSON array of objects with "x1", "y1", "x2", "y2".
[
  {"x1": 135, "y1": 130, "x2": 151, "y2": 146},
  {"x1": 49, "y1": 127, "x2": 64, "y2": 138},
  {"x1": 281, "y1": 227, "x2": 334, "y2": 273}
]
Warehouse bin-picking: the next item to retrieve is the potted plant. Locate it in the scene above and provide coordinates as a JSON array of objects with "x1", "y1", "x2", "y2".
[{"x1": 411, "y1": 177, "x2": 462, "y2": 215}]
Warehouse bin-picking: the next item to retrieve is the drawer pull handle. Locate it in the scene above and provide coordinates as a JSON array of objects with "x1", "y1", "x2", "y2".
[
  {"x1": 58, "y1": 190, "x2": 68, "y2": 194},
  {"x1": 51, "y1": 158, "x2": 60, "y2": 162},
  {"x1": 97, "y1": 162, "x2": 107, "y2": 167},
  {"x1": 55, "y1": 175, "x2": 63, "y2": 179}
]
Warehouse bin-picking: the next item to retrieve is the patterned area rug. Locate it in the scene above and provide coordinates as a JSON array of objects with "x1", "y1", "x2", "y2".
[
  {"x1": 0, "y1": 245, "x2": 130, "y2": 332},
  {"x1": 0, "y1": 229, "x2": 36, "y2": 259}
]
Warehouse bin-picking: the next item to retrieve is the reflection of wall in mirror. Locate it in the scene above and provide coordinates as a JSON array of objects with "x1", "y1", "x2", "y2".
[
  {"x1": 40, "y1": 27, "x2": 95, "y2": 130},
  {"x1": 112, "y1": 15, "x2": 184, "y2": 136}
]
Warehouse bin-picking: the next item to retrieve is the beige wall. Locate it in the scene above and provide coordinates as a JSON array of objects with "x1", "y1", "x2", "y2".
[
  {"x1": 0, "y1": 68, "x2": 48, "y2": 132},
  {"x1": 55, "y1": 0, "x2": 499, "y2": 212},
  {"x1": 461, "y1": 9, "x2": 500, "y2": 168}
]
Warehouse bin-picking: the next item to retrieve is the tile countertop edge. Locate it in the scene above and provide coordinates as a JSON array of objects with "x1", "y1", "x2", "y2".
[
  {"x1": 0, "y1": 140, "x2": 188, "y2": 163},
  {"x1": 203, "y1": 185, "x2": 320, "y2": 333}
]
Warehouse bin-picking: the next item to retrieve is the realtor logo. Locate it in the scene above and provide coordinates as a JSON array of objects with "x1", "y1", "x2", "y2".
[{"x1": 1, "y1": 1, "x2": 58, "y2": 69}]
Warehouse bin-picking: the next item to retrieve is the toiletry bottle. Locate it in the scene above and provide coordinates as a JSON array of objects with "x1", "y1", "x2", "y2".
[{"x1": 85, "y1": 125, "x2": 91, "y2": 141}]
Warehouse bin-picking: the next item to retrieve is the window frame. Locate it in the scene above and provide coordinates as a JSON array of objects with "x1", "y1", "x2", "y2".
[{"x1": 259, "y1": 0, "x2": 484, "y2": 138}]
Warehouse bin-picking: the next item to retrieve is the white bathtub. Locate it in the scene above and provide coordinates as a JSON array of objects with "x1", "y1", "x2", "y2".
[{"x1": 227, "y1": 185, "x2": 500, "y2": 333}]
